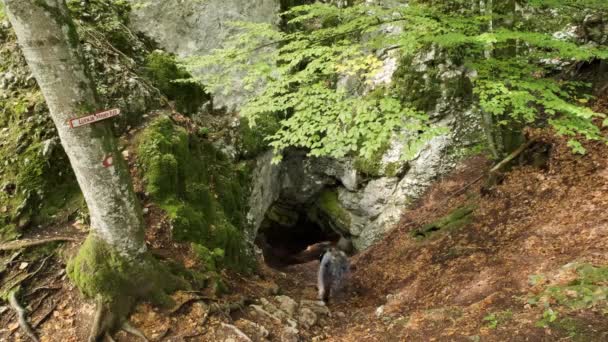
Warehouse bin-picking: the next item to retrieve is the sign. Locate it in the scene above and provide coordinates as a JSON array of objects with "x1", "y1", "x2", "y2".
[
  {"x1": 102, "y1": 155, "x2": 114, "y2": 168},
  {"x1": 68, "y1": 108, "x2": 120, "y2": 128}
]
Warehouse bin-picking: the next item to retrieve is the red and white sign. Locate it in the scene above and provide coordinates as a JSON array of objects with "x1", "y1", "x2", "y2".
[
  {"x1": 68, "y1": 108, "x2": 121, "y2": 128},
  {"x1": 102, "y1": 155, "x2": 114, "y2": 168}
]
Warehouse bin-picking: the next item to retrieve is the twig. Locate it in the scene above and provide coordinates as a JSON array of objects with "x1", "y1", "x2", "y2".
[
  {"x1": 8, "y1": 289, "x2": 39, "y2": 342},
  {"x1": 0, "y1": 237, "x2": 78, "y2": 251}
]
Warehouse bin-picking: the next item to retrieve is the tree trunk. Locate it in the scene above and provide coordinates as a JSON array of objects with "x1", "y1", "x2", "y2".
[
  {"x1": 2, "y1": 0, "x2": 145, "y2": 256},
  {"x1": 2, "y1": 1, "x2": 183, "y2": 340}
]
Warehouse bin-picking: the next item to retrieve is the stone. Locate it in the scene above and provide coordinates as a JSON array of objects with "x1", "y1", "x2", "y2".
[
  {"x1": 127, "y1": 0, "x2": 280, "y2": 111},
  {"x1": 246, "y1": 151, "x2": 281, "y2": 244},
  {"x1": 299, "y1": 300, "x2": 330, "y2": 317},
  {"x1": 237, "y1": 319, "x2": 269, "y2": 338},
  {"x1": 275, "y1": 295, "x2": 298, "y2": 317},
  {"x1": 298, "y1": 307, "x2": 317, "y2": 329},
  {"x1": 280, "y1": 326, "x2": 299, "y2": 342},
  {"x1": 220, "y1": 323, "x2": 252, "y2": 342},
  {"x1": 375, "y1": 305, "x2": 385, "y2": 318}
]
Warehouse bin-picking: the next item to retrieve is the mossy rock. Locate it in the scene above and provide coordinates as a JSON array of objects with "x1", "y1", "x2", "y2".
[
  {"x1": 316, "y1": 189, "x2": 351, "y2": 232},
  {"x1": 412, "y1": 205, "x2": 475, "y2": 239},
  {"x1": 137, "y1": 116, "x2": 254, "y2": 272},
  {"x1": 143, "y1": 51, "x2": 209, "y2": 115}
]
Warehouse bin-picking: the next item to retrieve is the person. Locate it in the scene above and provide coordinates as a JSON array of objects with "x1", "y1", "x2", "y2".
[{"x1": 317, "y1": 247, "x2": 349, "y2": 303}]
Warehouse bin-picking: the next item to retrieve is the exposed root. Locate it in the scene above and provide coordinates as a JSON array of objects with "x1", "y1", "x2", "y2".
[
  {"x1": 0, "y1": 237, "x2": 79, "y2": 251},
  {"x1": 8, "y1": 289, "x2": 39, "y2": 342},
  {"x1": 89, "y1": 297, "x2": 116, "y2": 342},
  {"x1": 121, "y1": 321, "x2": 150, "y2": 342},
  {"x1": 88, "y1": 296, "x2": 149, "y2": 342},
  {"x1": 34, "y1": 303, "x2": 57, "y2": 329}
]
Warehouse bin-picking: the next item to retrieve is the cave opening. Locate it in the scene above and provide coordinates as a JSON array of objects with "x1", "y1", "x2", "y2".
[{"x1": 256, "y1": 207, "x2": 341, "y2": 269}]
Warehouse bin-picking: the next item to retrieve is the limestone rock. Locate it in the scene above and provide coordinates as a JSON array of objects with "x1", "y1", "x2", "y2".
[
  {"x1": 220, "y1": 323, "x2": 252, "y2": 342},
  {"x1": 298, "y1": 307, "x2": 318, "y2": 329},
  {"x1": 275, "y1": 295, "x2": 298, "y2": 317},
  {"x1": 127, "y1": 0, "x2": 280, "y2": 111},
  {"x1": 281, "y1": 326, "x2": 300, "y2": 342}
]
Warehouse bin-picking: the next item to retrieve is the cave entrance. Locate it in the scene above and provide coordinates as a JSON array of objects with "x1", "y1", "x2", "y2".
[{"x1": 256, "y1": 205, "x2": 340, "y2": 268}]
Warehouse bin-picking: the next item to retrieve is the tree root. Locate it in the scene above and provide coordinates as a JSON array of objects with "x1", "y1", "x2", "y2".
[
  {"x1": 88, "y1": 297, "x2": 150, "y2": 342},
  {"x1": 8, "y1": 289, "x2": 39, "y2": 342},
  {"x1": 0, "y1": 237, "x2": 79, "y2": 251}
]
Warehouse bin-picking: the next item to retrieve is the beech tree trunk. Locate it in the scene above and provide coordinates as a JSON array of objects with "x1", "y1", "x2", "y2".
[{"x1": 2, "y1": 0, "x2": 146, "y2": 256}]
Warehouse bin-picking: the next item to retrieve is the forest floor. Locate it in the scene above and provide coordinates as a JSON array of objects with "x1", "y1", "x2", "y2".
[{"x1": 2, "y1": 109, "x2": 608, "y2": 341}]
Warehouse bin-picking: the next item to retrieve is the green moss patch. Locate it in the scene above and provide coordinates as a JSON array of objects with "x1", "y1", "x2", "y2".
[
  {"x1": 316, "y1": 190, "x2": 351, "y2": 231},
  {"x1": 137, "y1": 116, "x2": 253, "y2": 272},
  {"x1": 412, "y1": 205, "x2": 475, "y2": 239},
  {"x1": 0, "y1": 88, "x2": 81, "y2": 241},
  {"x1": 143, "y1": 51, "x2": 209, "y2": 115},
  {"x1": 67, "y1": 235, "x2": 186, "y2": 316}
]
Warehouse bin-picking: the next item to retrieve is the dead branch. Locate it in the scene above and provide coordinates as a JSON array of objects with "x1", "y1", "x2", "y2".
[
  {"x1": 8, "y1": 289, "x2": 39, "y2": 342},
  {"x1": 489, "y1": 139, "x2": 537, "y2": 174},
  {"x1": 0, "y1": 237, "x2": 78, "y2": 251},
  {"x1": 443, "y1": 139, "x2": 538, "y2": 202}
]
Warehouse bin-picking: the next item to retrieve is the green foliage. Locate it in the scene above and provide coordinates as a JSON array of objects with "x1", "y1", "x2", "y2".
[
  {"x1": 238, "y1": 114, "x2": 281, "y2": 158},
  {"x1": 137, "y1": 116, "x2": 254, "y2": 272},
  {"x1": 0, "y1": 2, "x2": 5, "y2": 21},
  {"x1": 183, "y1": 4, "x2": 433, "y2": 163},
  {"x1": 483, "y1": 310, "x2": 513, "y2": 329},
  {"x1": 144, "y1": 51, "x2": 209, "y2": 114},
  {"x1": 530, "y1": 263, "x2": 608, "y2": 327},
  {"x1": 184, "y1": 1, "x2": 608, "y2": 160}
]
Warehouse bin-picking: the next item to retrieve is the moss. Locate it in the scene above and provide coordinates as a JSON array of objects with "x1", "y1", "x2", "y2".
[
  {"x1": 0, "y1": 89, "x2": 80, "y2": 240},
  {"x1": 137, "y1": 116, "x2": 254, "y2": 273},
  {"x1": 412, "y1": 205, "x2": 475, "y2": 239},
  {"x1": 266, "y1": 204, "x2": 300, "y2": 227},
  {"x1": 143, "y1": 51, "x2": 209, "y2": 115},
  {"x1": 238, "y1": 115, "x2": 281, "y2": 158},
  {"x1": 67, "y1": 235, "x2": 187, "y2": 312},
  {"x1": 317, "y1": 190, "x2": 351, "y2": 231},
  {"x1": 354, "y1": 142, "x2": 391, "y2": 177}
]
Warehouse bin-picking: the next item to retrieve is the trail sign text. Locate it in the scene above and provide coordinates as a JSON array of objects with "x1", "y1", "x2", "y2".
[{"x1": 68, "y1": 108, "x2": 120, "y2": 128}]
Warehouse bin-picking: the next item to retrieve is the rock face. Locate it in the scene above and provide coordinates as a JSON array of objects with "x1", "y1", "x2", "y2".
[
  {"x1": 127, "y1": 0, "x2": 280, "y2": 110},
  {"x1": 253, "y1": 47, "x2": 482, "y2": 250},
  {"x1": 127, "y1": 0, "x2": 280, "y2": 57},
  {"x1": 127, "y1": 1, "x2": 483, "y2": 251}
]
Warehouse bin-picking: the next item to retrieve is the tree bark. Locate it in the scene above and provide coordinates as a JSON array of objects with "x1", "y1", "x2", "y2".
[
  {"x1": 0, "y1": 1, "x2": 181, "y2": 339},
  {"x1": 2, "y1": 0, "x2": 145, "y2": 256}
]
